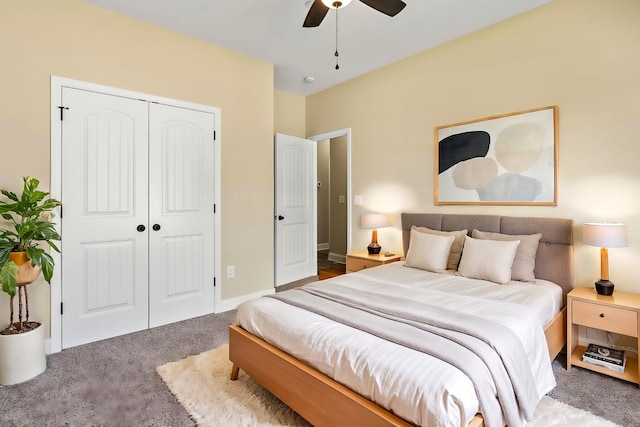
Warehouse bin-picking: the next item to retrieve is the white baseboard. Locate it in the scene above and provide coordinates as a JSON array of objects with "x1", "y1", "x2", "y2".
[
  {"x1": 328, "y1": 252, "x2": 346, "y2": 265},
  {"x1": 317, "y1": 242, "x2": 329, "y2": 251},
  {"x1": 216, "y1": 287, "x2": 276, "y2": 313}
]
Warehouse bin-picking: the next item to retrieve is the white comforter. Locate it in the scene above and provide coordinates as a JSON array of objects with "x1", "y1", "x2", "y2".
[{"x1": 237, "y1": 262, "x2": 560, "y2": 427}]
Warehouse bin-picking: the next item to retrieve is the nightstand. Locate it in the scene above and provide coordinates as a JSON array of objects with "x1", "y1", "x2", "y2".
[
  {"x1": 345, "y1": 252, "x2": 402, "y2": 273},
  {"x1": 567, "y1": 287, "x2": 640, "y2": 384}
]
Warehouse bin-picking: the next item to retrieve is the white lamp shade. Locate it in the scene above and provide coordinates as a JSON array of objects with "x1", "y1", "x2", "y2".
[
  {"x1": 583, "y1": 223, "x2": 628, "y2": 248},
  {"x1": 360, "y1": 213, "x2": 389, "y2": 229}
]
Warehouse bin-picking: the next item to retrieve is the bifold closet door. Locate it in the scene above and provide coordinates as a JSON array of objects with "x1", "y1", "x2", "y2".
[
  {"x1": 61, "y1": 88, "x2": 150, "y2": 349},
  {"x1": 148, "y1": 103, "x2": 215, "y2": 328}
]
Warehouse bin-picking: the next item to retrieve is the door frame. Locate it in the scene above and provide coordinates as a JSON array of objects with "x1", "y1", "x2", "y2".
[
  {"x1": 307, "y1": 128, "x2": 352, "y2": 255},
  {"x1": 49, "y1": 75, "x2": 222, "y2": 354}
]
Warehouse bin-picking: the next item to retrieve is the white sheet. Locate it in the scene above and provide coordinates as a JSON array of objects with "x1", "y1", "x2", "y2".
[{"x1": 237, "y1": 262, "x2": 560, "y2": 427}]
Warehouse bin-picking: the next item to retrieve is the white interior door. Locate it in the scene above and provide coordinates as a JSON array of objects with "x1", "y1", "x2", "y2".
[
  {"x1": 274, "y1": 133, "x2": 317, "y2": 287},
  {"x1": 61, "y1": 88, "x2": 149, "y2": 348},
  {"x1": 148, "y1": 103, "x2": 215, "y2": 327}
]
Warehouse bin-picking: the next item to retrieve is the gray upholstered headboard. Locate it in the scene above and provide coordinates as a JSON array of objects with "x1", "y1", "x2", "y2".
[{"x1": 401, "y1": 213, "x2": 574, "y2": 300}]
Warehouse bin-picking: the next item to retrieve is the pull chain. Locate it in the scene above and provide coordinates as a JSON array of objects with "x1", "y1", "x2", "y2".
[{"x1": 334, "y1": 6, "x2": 340, "y2": 70}]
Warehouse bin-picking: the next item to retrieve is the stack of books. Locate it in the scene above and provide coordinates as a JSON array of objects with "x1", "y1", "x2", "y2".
[{"x1": 582, "y1": 343, "x2": 626, "y2": 373}]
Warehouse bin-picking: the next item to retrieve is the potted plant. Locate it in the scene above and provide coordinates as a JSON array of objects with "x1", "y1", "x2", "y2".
[{"x1": 0, "y1": 176, "x2": 61, "y2": 385}]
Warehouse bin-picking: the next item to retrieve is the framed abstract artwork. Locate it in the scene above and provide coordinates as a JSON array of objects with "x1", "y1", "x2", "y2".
[{"x1": 435, "y1": 106, "x2": 558, "y2": 206}]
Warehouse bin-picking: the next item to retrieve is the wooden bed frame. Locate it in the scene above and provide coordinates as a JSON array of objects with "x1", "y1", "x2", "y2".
[{"x1": 230, "y1": 214, "x2": 574, "y2": 427}]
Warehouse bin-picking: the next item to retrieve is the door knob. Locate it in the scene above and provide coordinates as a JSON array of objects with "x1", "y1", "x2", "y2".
[
  {"x1": 278, "y1": 215, "x2": 285, "y2": 221},
  {"x1": 152, "y1": 224, "x2": 161, "y2": 231},
  {"x1": 137, "y1": 224, "x2": 146, "y2": 232}
]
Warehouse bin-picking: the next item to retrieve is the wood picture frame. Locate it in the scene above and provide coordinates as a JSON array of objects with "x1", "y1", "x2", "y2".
[{"x1": 435, "y1": 106, "x2": 558, "y2": 205}]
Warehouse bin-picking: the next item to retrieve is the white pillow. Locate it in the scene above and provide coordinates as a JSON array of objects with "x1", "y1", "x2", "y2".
[
  {"x1": 458, "y1": 236, "x2": 520, "y2": 284},
  {"x1": 471, "y1": 230, "x2": 541, "y2": 282},
  {"x1": 411, "y1": 226, "x2": 468, "y2": 270},
  {"x1": 404, "y1": 229, "x2": 455, "y2": 273}
]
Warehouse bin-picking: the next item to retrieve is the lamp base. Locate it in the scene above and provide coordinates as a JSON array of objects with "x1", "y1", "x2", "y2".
[
  {"x1": 367, "y1": 243, "x2": 381, "y2": 255},
  {"x1": 595, "y1": 279, "x2": 614, "y2": 296}
]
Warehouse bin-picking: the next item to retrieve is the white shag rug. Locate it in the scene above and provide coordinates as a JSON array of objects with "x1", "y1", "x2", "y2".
[{"x1": 157, "y1": 345, "x2": 620, "y2": 427}]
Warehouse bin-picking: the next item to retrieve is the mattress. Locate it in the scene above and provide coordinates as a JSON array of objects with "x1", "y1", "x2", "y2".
[{"x1": 237, "y1": 262, "x2": 561, "y2": 427}]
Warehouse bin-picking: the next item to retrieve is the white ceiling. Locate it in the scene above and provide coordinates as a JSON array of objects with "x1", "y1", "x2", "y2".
[{"x1": 82, "y1": 0, "x2": 553, "y2": 96}]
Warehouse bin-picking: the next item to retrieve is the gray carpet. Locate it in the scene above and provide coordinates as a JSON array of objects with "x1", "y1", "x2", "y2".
[
  {"x1": 0, "y1": 310, "x2": 236, "y2": 427},
  {"x1": 0, "y1": 309, "x2": 638, "y2": 426}
]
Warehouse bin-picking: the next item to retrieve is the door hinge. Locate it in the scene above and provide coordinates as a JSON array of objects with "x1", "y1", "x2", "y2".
[
  {"x1": 213, "y1": 204, "x2": 216, "y2": 214},
  {"x1": 58, "y1": 106, "x2": 69, "y2": 121},
  {"x1": 213, "y1": 130, "x2": 217, "y2": 141},
  {"x1": 213, "y1": 277, "x2": 216, "y2": 287},
  {"x1": 60, "y1": 302, "x2": 63, "y2": 315},
  {"x1": 59, "y1": 205, "x2": 63, "y2": 219}
]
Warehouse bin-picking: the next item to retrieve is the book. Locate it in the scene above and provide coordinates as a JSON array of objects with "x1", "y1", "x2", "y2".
[
  {"x1": 582, "y1": 343, "x2": 626, "y2": 373},
  {"x1": 583, "y1": 343, "x2": 625, "y2": 365},
  {"x1": 582, "y1": 354, "x2": 626, "y2": 373}
]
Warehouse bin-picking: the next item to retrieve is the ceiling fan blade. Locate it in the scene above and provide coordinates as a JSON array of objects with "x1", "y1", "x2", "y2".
[
  {"x1": 303, "y1": 0, "x2": 330, "y2": 27},
  {"x1": 359, "y1": 0, "x2": 407, "y2": 17}
]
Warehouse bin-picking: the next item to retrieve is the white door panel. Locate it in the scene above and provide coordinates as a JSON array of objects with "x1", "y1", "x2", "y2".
[
  {"x1": 148, "y1": 103, "x2": 215, "y2": 327},
  {"x1": 61, "y1": 87, "x2": 149, "y2": 348},
  {"x1": 275, "y1": 133, "x2": 317, "y2": 286}
]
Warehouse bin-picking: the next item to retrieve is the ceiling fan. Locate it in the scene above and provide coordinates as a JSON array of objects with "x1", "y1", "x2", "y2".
[{"x1": 303, "y1": 0, "x2": 407, "y2": 28}]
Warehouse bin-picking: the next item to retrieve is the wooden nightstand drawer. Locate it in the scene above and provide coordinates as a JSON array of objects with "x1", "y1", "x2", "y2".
[
  {"x1": 347, "y1": 258, "x2": 380, "y2": 272},
  {"x1": 572, "y1": 299, "x2": 638, "y2": 337},
  {"x1": 346, "y1": 252, "x2": 402, "y2": 273}
]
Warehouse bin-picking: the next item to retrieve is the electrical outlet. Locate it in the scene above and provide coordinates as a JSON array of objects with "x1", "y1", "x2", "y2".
[{"x1": 227, "y1": 265, "x2": 235, "y2": 279}]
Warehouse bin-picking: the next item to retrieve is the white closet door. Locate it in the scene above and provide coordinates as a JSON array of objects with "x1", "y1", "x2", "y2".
[
  {"x1": 61, "y1": 88, "x2": 149, "y2": 348},
  {"x1": 148, "y1": 103, "x2": 215, "y2": 327}
]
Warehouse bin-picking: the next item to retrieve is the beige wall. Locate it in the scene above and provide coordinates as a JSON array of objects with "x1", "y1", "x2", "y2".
[
  {"x1": 0, "y1": 0, "x2": 274, "y2": 336},
  {"x1": 317, "y1": 140, "x2": 330, "y2": 246},
  {"x1": 274, "y1": 89, "x2": 306, "y2": 137},
  {"x1": 306, "y1": 0, "x2": 640, "y2": 292},
  {"x1": 329, "y1": 136, "x2": 348, "y2": 257}
]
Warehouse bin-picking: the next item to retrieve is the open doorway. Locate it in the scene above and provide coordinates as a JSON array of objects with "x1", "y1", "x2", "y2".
[{"x1": 309, "y1": 129, "x2": 351, "y2": 280}]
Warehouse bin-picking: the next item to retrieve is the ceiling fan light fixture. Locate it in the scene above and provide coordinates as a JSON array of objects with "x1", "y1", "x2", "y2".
[{"x1": 321, "y1": 0, "x2": 352, "y2": 9}]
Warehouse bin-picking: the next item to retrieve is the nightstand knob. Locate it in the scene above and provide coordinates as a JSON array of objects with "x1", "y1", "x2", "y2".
[{"x1": 600, "y1": 313, "x2": 605, "y2": 318}]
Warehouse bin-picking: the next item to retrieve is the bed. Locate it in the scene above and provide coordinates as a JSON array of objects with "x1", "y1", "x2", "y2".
[{"x1": 229, "y1": 213, "x2": 573, "y2": 427}]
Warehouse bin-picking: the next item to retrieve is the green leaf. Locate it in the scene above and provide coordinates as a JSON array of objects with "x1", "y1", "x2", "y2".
[
  {"x1": 42, "y1": 254, "x2": 53, "y2": 284},
  {"x1": 47, "y1": 240, "x2": 61, "y2": 253},
  {"x1": 26, "y1": 248, "x2": 55, "y2": 283},
  {"x1": 28, "y1": 190, "x2": 47, "y2": 204},
  {"x1": 0, "y1": 246, "x2": 11, "y2": 266},
  {"x1": 26, "y1": 247, "x2": 43, "y2": 266},
  {"x1": 39, "y1": 199, "x2": 62, "y2": 211},
  {"x1": 0, "y1": 261, "x2": 18, "y2": 297},
  {"x1": 23, "y1": 176, "x2": 39, "y2": 196},
  {"x1": 1, "y1": 190, "x2": 19, "y2": 202}
]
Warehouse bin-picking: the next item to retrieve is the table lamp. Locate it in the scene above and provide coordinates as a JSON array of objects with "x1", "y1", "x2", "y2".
[
  {"x1": 360, "y1": 213, "x2": 389, "y2": 255},
  {"x1": 583, "y1": 222, "x2": 628, "y2": 295}
]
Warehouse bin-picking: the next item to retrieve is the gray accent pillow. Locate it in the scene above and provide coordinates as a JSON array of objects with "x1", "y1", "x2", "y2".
[
  {"x1": 411, "y1": 226, "x2": 468, "y2": 270},
  {"x1": 471, "y1": 229, "x2": 542, "y2": 283}
]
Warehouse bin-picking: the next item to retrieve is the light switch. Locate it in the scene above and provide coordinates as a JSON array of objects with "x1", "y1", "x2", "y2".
[
  {"x1": 338, "y1": 195, "x2": 345, "y2": 204},
  {"x1": 354, "y1": 195, "x2": 363, "y2": 205}
]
